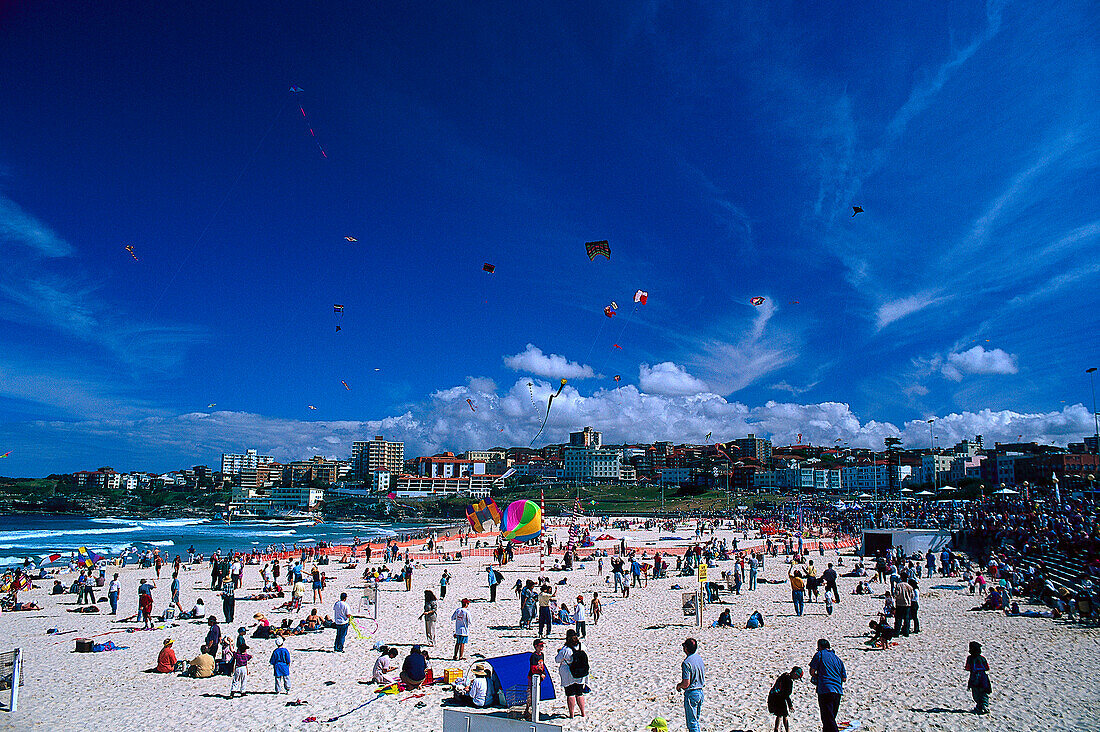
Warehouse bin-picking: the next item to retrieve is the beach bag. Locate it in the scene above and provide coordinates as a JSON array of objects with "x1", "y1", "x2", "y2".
[{"x1": 568, "y1": 649, "x2": 589, "y2": 678}]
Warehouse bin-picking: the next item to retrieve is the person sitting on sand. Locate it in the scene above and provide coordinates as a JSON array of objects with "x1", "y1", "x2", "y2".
[
  {"x1": 453, "y1": 662, "x2": 492, "y2": 707},
  {"x1": 400, "y1": 644, "x2": 428, "y2": 688},
  {"x1": 156, "y1": 638, "x2": 177, "y2": 672},
  {"x1": 372, "y1": 647, "x2": 400, "y2": 684},
  {"x1": 187, "y1": 650, "x2": 215, "y2": 678},
  {"x1": 716, "y1": 609, "x2": 733, "y2": 627}
]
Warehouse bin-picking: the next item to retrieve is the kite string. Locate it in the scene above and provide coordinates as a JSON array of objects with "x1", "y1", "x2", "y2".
[{"x1": 121, "y1": 97, "x2": 289, "y2": 356}]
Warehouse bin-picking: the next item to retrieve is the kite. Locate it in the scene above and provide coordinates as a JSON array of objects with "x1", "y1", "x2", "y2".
[
  {"x1": 851, "y1": 206, "x2": 863, "y2": 217},
  {"x1": 715, "y1": 443, "x2": 733, "y2": 462},
  {"x1": 585, "y1": 240, "x2": 611, "y2": 260},
  {"x1": 466, "y1": 398, "x2": 477, "y2": 412},
  {"x1": 750, "y1": 296, "x2": 766, "y2": 306},
  {"x1": 333, "y1": 304, "x2": 344, "y2": 313},
  {"x1": 613, "y1": 375, "x2": 621, "y2": 382},
  {"x1": 124, "y1": 244, "x2": 139, "y2": 261},
  {"x1": 0, "y1": 451, "x2": 9, "y2": 458},
  {"x1": 335, "y1": 325, "x2": 342, "y2": 332},
  {"x1": 290, "y1": 87, "x2": 328, "y2": 159},
  {"x1": 613, "y1": 344, "x2": 622, "y2": 349},
  {"x1": 344, "y1": 236, "x2": 357, "y2": 242},
  {"x1": 530, "y1": 378, "x2": 567, "y2": 446},
  {"x1": 604, "y1": 306, "x2": 616, "y2": 318},
  {"x1": 705, "y1": 432, "x2": 711, "y2": 442},
  {"x1": 207, "y1": 403, "x2": 216, "y2": 409},
  {"x1": 634, "y1": 290, "x2": 648, "y2": 305},
  {"x1": 789, "y1": 301, "x2": 800, "y2": 304},
  {"x1": 308, "y1": 405, "x2": 317, "y2": 410},
  {"x1": 466, "y1": 498, "x2": 503, "y2": 532},
  {"x1": 502, "y1": 499, "x2": 542, "y2": 542},
  {"x1": 341, "y1": 380, "x2": 350, "y2": 391},
  {"x1": 482, "y1": 263, "x2": 495, "y2": 273}
]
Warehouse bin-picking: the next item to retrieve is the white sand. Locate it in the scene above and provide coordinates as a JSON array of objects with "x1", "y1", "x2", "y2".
[{"x1": 3, "y1": 521, "x2": 1099, "y2": 732}]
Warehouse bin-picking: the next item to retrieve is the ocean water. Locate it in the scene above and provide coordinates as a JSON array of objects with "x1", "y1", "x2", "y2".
[{"x1": 0, "y1": 514, "x2": 454, "y2": 567}]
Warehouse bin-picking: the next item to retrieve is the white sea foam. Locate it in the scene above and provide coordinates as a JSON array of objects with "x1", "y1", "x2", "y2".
[
  {"x1": 0, "y1": 527, "x2": 140, "y2": 542},
  {"x1": 147, "y1": 540, "x2": 175, "y2": 546}
]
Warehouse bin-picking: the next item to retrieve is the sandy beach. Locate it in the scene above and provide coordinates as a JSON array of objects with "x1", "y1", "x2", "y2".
[{"x1": 3, "y1": 521, "x2": 1099, "y2": 732}]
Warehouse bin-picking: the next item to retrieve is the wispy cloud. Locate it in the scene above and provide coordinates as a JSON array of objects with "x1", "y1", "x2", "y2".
[
  {"x1": 691, "y1": 300, "x2": 798, "y2": 394},
  {"x1": 875, "y1": 292, "x2": 941, "y2": 331},
  {"x1": 0, "y1": 193, "x2": 73, "y2": 257},
  {"x1": 502, "y1": 344, "x2": 597, "y2": 380}
]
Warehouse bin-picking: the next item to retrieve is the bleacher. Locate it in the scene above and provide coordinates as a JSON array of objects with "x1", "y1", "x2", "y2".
[{"x1": 1026, "y1": 549, "x2": 1088, "y2": 593}]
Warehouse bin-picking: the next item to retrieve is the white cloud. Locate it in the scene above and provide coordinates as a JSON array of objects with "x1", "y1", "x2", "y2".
[
  {"x1": 502, "y1": 344, "x2": 596, "y2": 379},
  {"x1": 770, "y1": 381, "x2": 817, "y2": 396},
  {"x1": 941, "y1": 346, "x2": 1018, "y2": 381},
  {"x1": 8, "y1": 375, "x2": 1094, "y2": 475},
  {"x1": 691, "y1": 300, "x2": 799, "y2": 394},
  {"x1": 875, "y1": 292, "x2": 939, "y2": 330},
  {"x1": 638, "y1": 362, "x2": 710, "y2": 396}
]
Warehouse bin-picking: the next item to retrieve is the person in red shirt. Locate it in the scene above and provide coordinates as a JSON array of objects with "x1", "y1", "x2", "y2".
[{"x1": 156, "y1": 638, "x2": 177, "y2": 673}]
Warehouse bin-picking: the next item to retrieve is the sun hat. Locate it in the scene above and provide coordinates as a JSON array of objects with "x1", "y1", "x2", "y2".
[
  {"x1": 646, "y1": 719, "x2": 669, "y2": 730},
  {"x1": 471, "y1": 662, "x2": 492, "y2": 677}
]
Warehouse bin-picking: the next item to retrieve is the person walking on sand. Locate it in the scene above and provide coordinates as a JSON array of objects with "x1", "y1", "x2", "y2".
[
  {"x1": 420, "y1": 589, "x2": 438, "y2": 645},
  {"x1": 538, "y1": 584, "x2": 556, "y2": 637},
  {"x1": 768, "y1": 666, "x2": 803, "y2": 732},
  {"x1": 311, "y1": 565, "x2": 323, "y2": 603},
  {"x1": 809, "y1": 639, "x2": 845, "y2": 732},
  {"x1": 964, "y1": 641, "x2": 991, "y2": 715},
  {"x1": 590, "y1": 592, "x2": 601, "y2": 626},
  {"x1": 332, "y1": 592, "x2": 351, "y2": 653},
  {"x1": 676, "y1": 637, "x2": 705, "y2": 732},
  {"x1": 270, "y1": 636, "x2": 291, "y2": 694},
  {"x1": 452, "y1": 598, "x2": 471, "y2": 660},
  {"x1": 487, "y1": 564, "x2": 500, "y2": 602},
  {"x1": 440, "y1": 569, "x2": 450, "y2": 600},
  {"x1": 108, "y1": 573, "x2": 121, "y2": 615},
  {"x1": 789, "y1": 568, "x2": 806, "y2": 617}
]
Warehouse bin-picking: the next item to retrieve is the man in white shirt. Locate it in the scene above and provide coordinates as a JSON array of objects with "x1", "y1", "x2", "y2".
[
  {"x1": 454, "y1": 662, "x2": 492, "y2": 707},
  {"x1": 332, "y1": 592, "x2": 352, "y2": 652},
  {"x1": 451, "y1": 598, "x2": 471, "y2": 660}
]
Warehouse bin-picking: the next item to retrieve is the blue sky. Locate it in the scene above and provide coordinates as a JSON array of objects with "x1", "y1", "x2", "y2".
[{"x1": 1, "y1": 0, "x2": 1097, "y2": 475}]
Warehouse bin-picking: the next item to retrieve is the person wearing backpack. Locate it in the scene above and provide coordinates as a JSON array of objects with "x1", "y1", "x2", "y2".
[{"x1": 555, "y1": 628, "x2": 588, "y2": 718}]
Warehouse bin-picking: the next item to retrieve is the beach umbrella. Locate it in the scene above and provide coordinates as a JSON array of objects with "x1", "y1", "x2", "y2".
[
  {"x1": 993, "y1": 488, "x2": 1019, "y2": 495},
  {"x1": 938, "y1": 485, "x2": 956, "y2": 492},
  {"x1": 858, "y1": 493, "x2": 873, "y2": 499},
  {"x1": 916, "y1": 490, "x2": 935, "y2": 496},
  {"x1": 900, "y1": 488, "x2": 913, "y2": 493}
]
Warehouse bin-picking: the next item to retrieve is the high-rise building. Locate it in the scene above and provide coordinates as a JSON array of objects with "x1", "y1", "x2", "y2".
[
  {"x1": 221, "y1": 449, "x2": 275, "y2": 476},
  {"x1": 352, "y1": 436, "x2": 405, "y2": 479},
  {"x1": 734, "y1": 434, "x2": 772, "y2": 464},
  {"x1": 569, "y1": 426, "x2": 602, "y2": 449}
]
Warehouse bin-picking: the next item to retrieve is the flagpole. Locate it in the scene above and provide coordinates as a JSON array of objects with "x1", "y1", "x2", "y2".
[{"x1": 540, "y1": 484, "x2": 545, "y2": 576}]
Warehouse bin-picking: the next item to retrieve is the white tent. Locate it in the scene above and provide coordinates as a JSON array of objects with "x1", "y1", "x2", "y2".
[
  {"x1": 858, "y1": 493, "x2": 873, "y2": 498},
  {"x1": 938, "y1": 485, "x2": 956, "y2": 491},
  {"x1": 916, "y1": 490, "x2": 935, "y2": 496},
  {"x1": 900, "y1": 488, "x2": 913, "y2": 493},
  {"x1": 993, "y1": 488, "x2": 1019, "y2": 495}
]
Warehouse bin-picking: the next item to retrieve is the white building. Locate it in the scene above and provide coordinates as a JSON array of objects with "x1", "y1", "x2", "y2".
[
  {"x1": 393, "y1": 474, "x2": 496, "y2": 498},
  {"x1": 562, "y1": 446, "x2": 623, "y2": 481},
  {"x1": 841, "y1": 463, "x2": 913, "y2": 492},
  {"x1": 352, "y1": 436, "x2": 405, "y2": 479},
  {"x1": 221, "y1": 449, "x2": 274, "y2": 476}
]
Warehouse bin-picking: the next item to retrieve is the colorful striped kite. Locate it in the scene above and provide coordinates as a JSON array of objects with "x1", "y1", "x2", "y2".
[{"x1": 584, "y1": 240, "x2": 610, "y2": 260}]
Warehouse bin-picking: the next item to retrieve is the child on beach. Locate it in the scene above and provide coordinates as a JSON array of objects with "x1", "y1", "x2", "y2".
[
  {"x1": 229, "y1": 643, "x2": 252, "y2": 697},
  {"x1": 824, "y1": 592, "x2": 834, "y2": 616},
  {"x1": 965, "y1": 641, "x2": 991, "y2": 715},
  {"x1": 590, "y1": 593, "x2": 601, "y2": 626},
  {"x1": 767, "y1": 666, "x2": 802, "y2": 732}
]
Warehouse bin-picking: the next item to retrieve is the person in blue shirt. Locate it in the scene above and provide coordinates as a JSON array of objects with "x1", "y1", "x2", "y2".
[
  {"x1": 269, "y1": 636, "x2": 291, "y2": 694},
  {"x1": 675, "y1": 637, "x2": 705, "y2": 732},
  {"x1": 808, "y1": 638, "x2": 846, "y2": 732}
]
